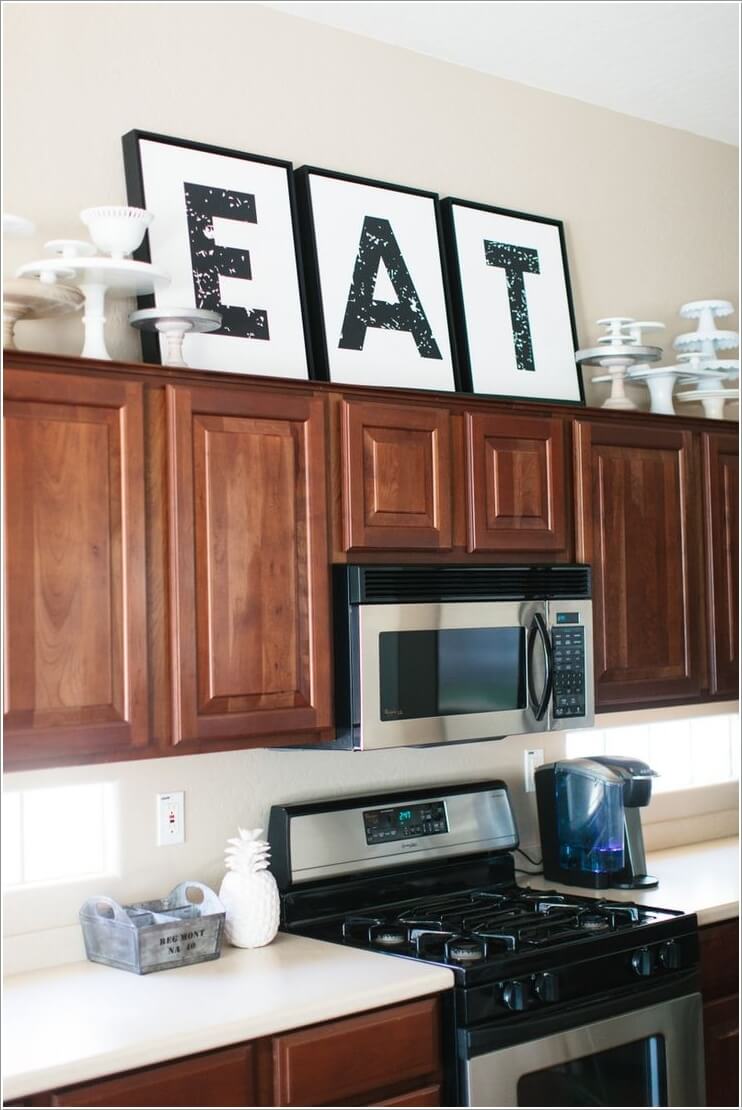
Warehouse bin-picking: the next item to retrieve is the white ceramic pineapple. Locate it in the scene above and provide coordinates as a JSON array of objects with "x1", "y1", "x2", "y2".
[{"x1": 218, "y1": 827, "x2": 280, "y2": 948}]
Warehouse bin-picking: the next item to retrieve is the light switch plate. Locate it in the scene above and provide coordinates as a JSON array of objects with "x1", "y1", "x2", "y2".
[
  {"x1": 157, "y1": 792, "x2": 184, "y2": 846},
  {"x1": 524, "y1": 749, "x2": 545, "y2": 793}
]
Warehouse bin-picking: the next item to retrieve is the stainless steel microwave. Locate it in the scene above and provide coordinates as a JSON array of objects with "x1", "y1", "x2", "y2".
[{"x1": 333, "y1": 565, "x2": 594, "y2": 750}]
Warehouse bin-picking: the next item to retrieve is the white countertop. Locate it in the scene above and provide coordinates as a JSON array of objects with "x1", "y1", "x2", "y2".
[
  {"x1": 2, "y1": 932, "x2": 454, "y2": 1101},
  {"x1": 3, "y1": 838, "x2": 737, "y2": 1101},
  {"x1": 525, "y1": 836, "x2": 739, "y2": 926}
]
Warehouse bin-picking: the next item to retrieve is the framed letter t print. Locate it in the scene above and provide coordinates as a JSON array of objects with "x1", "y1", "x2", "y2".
[
  {"x1": 296, "y1": 167, "x2": 458, "y2": 391},
  {"x1": 443, "y1": 198, "x2": 583, "y2": 404},
  {"x1": 123, "y1": 130, "x2": 313, "y2": 377}
]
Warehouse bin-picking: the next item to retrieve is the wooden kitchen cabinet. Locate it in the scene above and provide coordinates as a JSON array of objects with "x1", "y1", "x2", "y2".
[
  {"x1": 339, "y1": 397, "x2": 452, "y2": 552},
  {"x1": 41, "y1": 1044, "x2": 257, "y2": 1107},
  {"x1": 272, "y1": 996, "x2": 441, "y2": 1106},
  {"x1": 31, "y1": 996, "x2": 443, "y2": 1108},
  {"x1": 700, "y1": 919, "x2": 739, "y2": 1108},
  {"x1": 464, "y1": 410, "x2": 570, "y2": 557},
  {"x1": 702, "y1": 431, "x2": 739, "y2": 698},
  {"x1": 574, "y1": 418, "x2": 705, "y2": 711},
  {"x1": 167, "y1": 383, "x2": 332, "y2": 746},
  {"x1": 3, "y1": 368, "x2": 149, "y2": 767}
]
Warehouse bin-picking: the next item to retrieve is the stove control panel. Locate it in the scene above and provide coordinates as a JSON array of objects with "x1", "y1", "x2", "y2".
[
  {"x1": 363, "y1": 801, "x2": 448, "y2": 845},
  {"x1": 552, "y1": 620, "x2": 586, "y2": 719}
]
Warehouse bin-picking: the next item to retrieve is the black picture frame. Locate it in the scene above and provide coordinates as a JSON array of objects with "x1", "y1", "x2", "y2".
[
  {"x1": 295, "y1": 165, "x2": 461, "y2": 392},
  {"x1": 442, "y1": 196, "x2": 584, "y2": 406},
  {"x1": 122, "y1": 129, "x2": 315, "y2": 379}
]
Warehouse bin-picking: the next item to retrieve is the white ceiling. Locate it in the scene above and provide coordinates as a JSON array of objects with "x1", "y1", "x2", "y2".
[{"x1": 261, "y1": 1, "x2": 739, "y2": 145}]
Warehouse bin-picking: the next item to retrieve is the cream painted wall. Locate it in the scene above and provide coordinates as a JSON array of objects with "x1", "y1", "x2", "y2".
[
  {"x1": 2, "y1": 4, "x2": 739, "y2": 966},
  {"x1": 3, "y1": 2, "x2": 739, "y2": 412}
]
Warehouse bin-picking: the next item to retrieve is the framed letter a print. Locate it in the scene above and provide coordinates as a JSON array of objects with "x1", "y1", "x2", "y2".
[
  {"x1": 296, "y1": 167, "x2": 458, "y2": 391},
  {"x1": 443, "y1": 198, "x2": 583, "y2": 404},
  {"x1": 123, "y1": 130, "x2": 313, "y2": 377}
]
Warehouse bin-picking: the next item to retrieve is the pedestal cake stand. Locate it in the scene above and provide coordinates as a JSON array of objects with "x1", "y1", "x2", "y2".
[
  {"x1": 16, "y1": 256, "x2": 169, "y2": 360},
  {"x1": 577, "y1": 319, "x2": 664, "y2": 410},
  {"x1": 129, "y1": 307, "x2": 222, "y2": 367},
  {"x1": 3, "y1": 279, "x2": 83, "y2": 349}
]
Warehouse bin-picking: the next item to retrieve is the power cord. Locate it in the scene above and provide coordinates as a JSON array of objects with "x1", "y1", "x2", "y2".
[{"x1": 515, "y1": 846, "x2": 544, "y2": 876}]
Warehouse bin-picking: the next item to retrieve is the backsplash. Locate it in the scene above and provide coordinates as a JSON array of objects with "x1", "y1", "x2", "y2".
[{"x1": 5, "y1": 701, "x2": 738, "y2": 975}]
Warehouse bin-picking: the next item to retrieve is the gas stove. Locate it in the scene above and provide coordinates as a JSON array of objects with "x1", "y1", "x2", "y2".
[{"x1": 268, "y1": 781, "x2": 704, "y2": 1106}]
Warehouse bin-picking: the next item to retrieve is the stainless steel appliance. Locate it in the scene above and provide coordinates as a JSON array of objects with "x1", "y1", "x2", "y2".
[
  {"x1": 269, "y1": 781, "x2": 704, "y2": 1108},
  {"x1": 535, "y1": 757, "x2": 659, "y2": 890},
  {"x1": 333, "y1": 564, "x2": 594, "y2": 750}
]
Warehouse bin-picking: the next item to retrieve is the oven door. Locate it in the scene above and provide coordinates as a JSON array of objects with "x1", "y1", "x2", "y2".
[
  {"x1": 461, "y1": 992, "x2": 705, "y2": 1108},
  {"x1": 357, "y1": 600, "x2": 550, "y2": 749}
]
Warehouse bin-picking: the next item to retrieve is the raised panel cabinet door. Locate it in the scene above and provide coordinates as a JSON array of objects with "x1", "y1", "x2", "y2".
[
  {"x1": 341, "y1": 399, "x2": 452, "y2": 551},
  {"x1": 272, "y1": 997, "x2": 440, "y2": 1106},
  {"x1": 47, "y1": 1043, "x2": 257, "y2": 1106},
  {"x1": 703, "y1": 995, "x2": 740, "y2": 1109},
  {"x1": 703, "y1": 432, "x2": 739, "y2": 697},
  {"x1": 168, "y1": 384, "x2": 331, "y2": 745},
  {"x1": 465, "y1": 411, "x2": 570, "y2": 556},
  {"x1": 3, "y1": 369, "x2": 148, "y2": 766},
  {"x1": 574, "y1": 420, "x2": 703, "y2": 710}
]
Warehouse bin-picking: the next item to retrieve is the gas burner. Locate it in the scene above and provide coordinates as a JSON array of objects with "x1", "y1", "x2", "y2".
[
  {"x1": 579, "y1": 912, "x2": 611, "y2": 931},
  {"x1": 446, "y1": 937, "x2": 486, "y2": 964},
  {"x1": 371, "y1": 926, "x2": 408, "y2": 949}
]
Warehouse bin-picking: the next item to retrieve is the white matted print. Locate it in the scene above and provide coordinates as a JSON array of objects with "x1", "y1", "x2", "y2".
[
  {"x1": 123, "y1": 131, "x2": 311, "y2": 377},
  {"x1": 298, "y1": 168, "x2": 457, "y2": 391},
  {"x1": 444, "y1": 199, "x2": 582, "y2": 403}
]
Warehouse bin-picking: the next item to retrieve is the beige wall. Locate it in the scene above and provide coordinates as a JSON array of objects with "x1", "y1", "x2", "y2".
[
  {"x1": 3, "y1": 2, "x2": 739, "y2": 411},
  {"x1": 2, "y1": 3, "x2": 739, "y2": 965}
]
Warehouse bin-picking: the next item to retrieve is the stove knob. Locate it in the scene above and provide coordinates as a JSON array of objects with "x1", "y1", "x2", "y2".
[
  {"x1": 502, "y1": 979, "x2": 532, "y2": 1011},
  {"x1": 658, "y1": 941, "x2": 682, "y2": 970},
  {"x1": 631, "y1": 947, "x2": 656, "y2": 977},
  {"x1": 533, "y1": 971, "x2": 560, "y2": 1004}
]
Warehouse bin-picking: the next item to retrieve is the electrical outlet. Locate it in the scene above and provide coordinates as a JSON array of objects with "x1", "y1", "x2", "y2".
[
  {"x1": 157, "y1": 792, "x2": 184, "y2": 846},
  {"x1": 524, "y1": 749, "x2": 544, "y2": 793}
]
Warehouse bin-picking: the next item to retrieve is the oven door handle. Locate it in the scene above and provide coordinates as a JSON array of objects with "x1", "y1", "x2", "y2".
[{"x1": 528, "y1": 612, "x2": 553, "y2": 722}]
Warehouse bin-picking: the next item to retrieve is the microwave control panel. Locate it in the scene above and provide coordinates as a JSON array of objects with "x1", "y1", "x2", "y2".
[
  {"x1": 552, "y1": 616, "x2": 586, "y2": 718},
  {"x1": 363, "y1": 801, "x2": 448, "y2": 845}
]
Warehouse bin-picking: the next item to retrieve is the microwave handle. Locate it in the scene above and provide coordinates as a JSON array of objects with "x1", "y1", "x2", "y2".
[{"x1": 528, "y1": 612, "x2": 553, "y2": 722}]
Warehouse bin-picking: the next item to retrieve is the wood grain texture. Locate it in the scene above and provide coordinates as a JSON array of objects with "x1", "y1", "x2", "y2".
[
  {"x1": 272, "y1": 997, "x2": 441, "y2": 1107},
  {"x1": 703, "y1": 432, "x2": 739, "y2": 697},
  {"x1": 341, "y1": 399, "x2": 452, "y2": 551},
  {"x1": 373, "y1": 1083, "x2": 442, "y2": 1106},
  {"x1": 465, "y1": 411, "x2": 570, "y2": 556},
  {"x1": 574, "y1": 419, "x2": 704, "y2": 710},
  {"x1": 167, "y1": 383, "x2": 332, "y2": 745},
  {"x1": 3, "y1": 369, "x2": 149, "y2": 765},
  {"x1": 703, "y1": 994, "x2": 740, "y2": 1108},
  {"x1": 46, "y1": 1043, "x2": 257, "y2": 1107},
  {"x1": 700, "y1": 919, "x2": 739, "y2": 1001}
]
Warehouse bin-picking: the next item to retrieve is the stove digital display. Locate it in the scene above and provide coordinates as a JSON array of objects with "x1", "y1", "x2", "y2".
[{"x1": 363, "y1": 801, "x2": 448, "y2": 845}]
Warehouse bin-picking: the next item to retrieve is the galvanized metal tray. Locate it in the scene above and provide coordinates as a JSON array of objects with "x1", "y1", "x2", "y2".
[{"x1": 79, "y1": 881, "x2": 225, "y2": 974}]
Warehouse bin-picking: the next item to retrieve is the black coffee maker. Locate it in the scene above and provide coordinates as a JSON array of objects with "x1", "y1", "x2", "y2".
[{"x1": 535, "y1": 755, "x2": 659, "y2": 890}]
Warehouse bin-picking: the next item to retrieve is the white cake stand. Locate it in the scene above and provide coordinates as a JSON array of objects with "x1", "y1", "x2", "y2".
[
  {"x1": 16, "y1": 256, "x2": 170, "y2": 360},
  {"x1": 626, "y1": 364, "x2": 687, "y2": 415},
  {"x1": 676, "y1": 355, "x2": 739, "y2": 392},
  {"x1": 674, "y1": 300, "x2": 738, "y2": 359},
  {"x1": 3, "y1": 213, "x2": 35, "y2": 238},
  {"x1": 577, "y1": 343, "x2": 662, "y2": 410},
  {"x1": 129, "y1": 307, "x2": 222, "y2": 367},
  {"x1": 3, "y1": 278, "x2": 84, "y2": 349},
  {"x1": 675, "y1": 388, "x2": 740, "y2": 420}
]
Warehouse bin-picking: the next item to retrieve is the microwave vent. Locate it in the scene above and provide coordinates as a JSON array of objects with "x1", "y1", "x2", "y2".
[{"x1": 349, "y1": 565, "x2": 591, "y2": 603}]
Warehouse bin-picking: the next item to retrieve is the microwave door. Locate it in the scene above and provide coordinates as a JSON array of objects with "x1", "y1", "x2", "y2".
[{"x1": 357, "y1": 600, "x2": 549, "y2": 750}]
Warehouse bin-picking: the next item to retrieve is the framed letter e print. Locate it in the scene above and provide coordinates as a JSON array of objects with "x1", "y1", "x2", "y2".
[
  {"x1": 123, "y1": 130, "x2": 313, "y2": 378},
  {"x1": 443, "y1": 198, "x2": 583, "y2": 404},
  {"x1": 297, "y1": 167, "x2": 458, "y2": 391}
]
